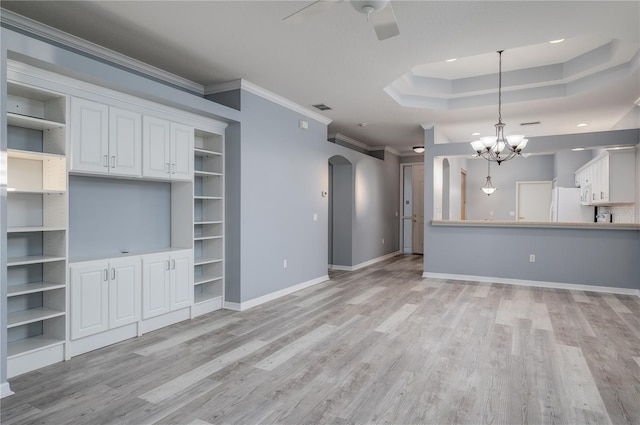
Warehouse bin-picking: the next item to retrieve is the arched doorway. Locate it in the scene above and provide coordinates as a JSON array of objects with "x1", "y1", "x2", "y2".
[{"x1": 328, "y1": 155, "x2": 353, "y2": 268}]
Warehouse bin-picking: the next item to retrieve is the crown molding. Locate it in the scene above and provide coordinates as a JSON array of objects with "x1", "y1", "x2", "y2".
[
  {"x1": 369, "y1": 145, "x2": 401, "y2": 156},
  {"x1": 331, "y1": 133, "x2": 372, "y2": 150},
  {"x1": 1, "y1": 8, "x2": 204, "y2": 94},
  {"x1": 205, "y1": 79, "x2": 332, "y2": 126}
]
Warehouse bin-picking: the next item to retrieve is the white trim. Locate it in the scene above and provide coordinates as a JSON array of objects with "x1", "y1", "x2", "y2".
[
  {"x1": 223, "y1": 275, "x2": 330, "y2": 312},
  {"x1": 370, "y1": 145, "x2": 401, "y2": 156},
  {"x1": 330, "y1": 251, "x2": 400, "y2": 272},
  {"x1": 205, "y1": 79, "x2": 332, "y2": 126},
  {"x1": 1, "y1": 9, "x2": 204, "y2": 94},
  {"x1": 422, "y1": 272, "x2": 640, "y2": 297},
  {"x1": 0, "y1": 382, "x2": 14, "y2": 399},
  {"x1": 331, "y1": 132, "x2": 372, "y2": 150}
]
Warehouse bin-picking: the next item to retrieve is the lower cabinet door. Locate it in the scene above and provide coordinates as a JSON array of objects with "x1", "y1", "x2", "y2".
[
  {"x1": 109, "y1": 257, "x2": 141, "y2": 328},
  {"x1": 142, "y1": 252, "x2": 171, "y2": 319},
  {"x1": 170, "y1": 251, "x2": 193, "y2": 311},
  {"x1": 71, "y1": 261, "x2": 109, "y2": 340}
]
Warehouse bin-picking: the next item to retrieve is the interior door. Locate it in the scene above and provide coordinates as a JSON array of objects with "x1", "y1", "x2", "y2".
[
  {"x1": 412, "y1": 164, "x2": 424, "y2": 254},
  {"x1": 516, "y1": 181, "x2": 553, "y2": 222}
]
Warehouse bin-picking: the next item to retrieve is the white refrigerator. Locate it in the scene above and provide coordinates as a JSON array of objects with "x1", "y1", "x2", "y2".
[{"x1": 550, "y1": 187, "x2": 594, "y2": 222}]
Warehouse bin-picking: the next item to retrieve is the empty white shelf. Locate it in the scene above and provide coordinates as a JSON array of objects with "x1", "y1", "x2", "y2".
[
  {"x1": 7, "y1": 255, "x2": 66, "y2": 267},
  {"x1": 7, "y1": 112, "x2": 66, "y2": 131},
  {"x1": 8, "y1": 282, "x2": 66, "y2": 297},
  {"x1": 7, "y1": 149, "x2": 66, "y2": 161},
  {"x1": 7, "y1": 336, "x2": 65, "y2": 358},
  {"x1": 194, "y1": 257, "x2": 223, "y2": 266},
  {"x1": 7, "y1": 307, "x2": 66, "y2": 328},
  {"x1": 8, "y1": 226, "x2": 66, "y2": 233},
  {"x1": 194, "y1": 275, "x2": 223, "y2": 286},
  {"x1": 194, "y1": 148, "x2": 223, "y2": 157}
]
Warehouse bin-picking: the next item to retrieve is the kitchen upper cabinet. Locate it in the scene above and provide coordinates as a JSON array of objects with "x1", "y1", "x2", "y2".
[
  {"x1": 142, "y1": 250, "x2": 193, "y2": 320},
  {"x1": 575, "y1": 149, "x2": 636, "y2": 205},
  {"x1": 71, "y1": 98, "x2": 141, "y2": 177},
  {"x1": 70, "y1": 257, "x2": 141, "y2": 340},
  {"x1": 143, "y1": 117, "x2": 194, "y2": 181}
]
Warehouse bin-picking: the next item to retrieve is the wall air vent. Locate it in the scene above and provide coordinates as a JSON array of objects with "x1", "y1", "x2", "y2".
[
  {"x1": 520, "y1": 121, "x2": 541, "y2": 126},
  {"x1": 312, "y1": 103, "x2": 332, "y2": 111}
]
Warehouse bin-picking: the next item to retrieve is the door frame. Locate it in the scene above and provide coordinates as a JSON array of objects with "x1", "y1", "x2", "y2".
[{"x1": 515, "y1": 180, "x2": 553, "y2": 222}]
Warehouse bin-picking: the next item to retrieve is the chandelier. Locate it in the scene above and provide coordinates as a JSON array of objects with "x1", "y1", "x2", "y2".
[{"x1": 470, "y1": 50, "x2": 528, "y2": 165}]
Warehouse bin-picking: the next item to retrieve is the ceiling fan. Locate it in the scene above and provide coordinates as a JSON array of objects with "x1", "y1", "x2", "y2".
[{"x1": 283, "y1": 0, "x2": 400, "y2": 41}]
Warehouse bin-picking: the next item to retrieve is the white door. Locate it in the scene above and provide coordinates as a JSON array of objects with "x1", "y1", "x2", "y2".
[
  {"x1": 109, "y1": 107, "x2": 142, "y2": 177},
  {"x1": 516, "y1": 181, "x2": 553, "y2": 222},
  {"x1": 143, "y1": 116, "x2": 171, "y2": 179},
  {"x1": 71, "y1": 98, "x2": 109, "y2": 174},
  {"x1": 70, "y1": 261, "x2": 109, "y2": 340},
  {"x1": 170, "y1": 250, "x2": 193, "y2": 310},
  {"x1": 170, "y1": 122, "x2": 194, "y2": 181},
  {"x1": 109, "y1": 257, "x2": 141, "y2": 328},
  {"x1": 142, "y1": 252, "x2": 171, "y2": 319},
  {"x1": 412, "y1": 164, "x2": 425, "y2": 254}
]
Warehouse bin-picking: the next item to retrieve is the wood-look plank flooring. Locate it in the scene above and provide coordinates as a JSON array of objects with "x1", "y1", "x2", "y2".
[{"x1": 3, "y1": 255, "x2": 640, "y2": 425}]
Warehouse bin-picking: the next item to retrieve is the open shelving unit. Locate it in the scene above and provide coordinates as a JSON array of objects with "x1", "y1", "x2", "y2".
[
  {"x1": 192, "y1": 129, "x2": 224, "y2": 315},
  {"x1": 5, "y1": 81, "x2": 69, "y2": 378}
]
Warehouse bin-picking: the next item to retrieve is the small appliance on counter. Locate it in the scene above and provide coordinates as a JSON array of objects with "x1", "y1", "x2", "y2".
[{"x1": 596, "y1": 211, "x2": 612, "y2": 223}]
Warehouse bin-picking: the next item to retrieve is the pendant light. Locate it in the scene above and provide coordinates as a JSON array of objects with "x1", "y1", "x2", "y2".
[{"x1": 481, "y1": 160, "x2": 496, "y2": 195}]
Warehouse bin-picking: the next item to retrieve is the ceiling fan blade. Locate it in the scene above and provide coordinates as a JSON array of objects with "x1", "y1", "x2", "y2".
[
  {"x1": 283, "y1": 0, "x2": 342, "y2": 23},
  {"x1": 370, "y1": 2, "x2": 399, "y2": 40}
]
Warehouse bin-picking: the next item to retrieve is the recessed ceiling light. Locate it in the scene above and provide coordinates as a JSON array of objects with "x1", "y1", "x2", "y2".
[
  {"x1": 577, "y1": 123, "x2": 588, "y2": 127},
  {"x1": 445, "y1": 58, "x2": 457, "y2": 62},
  {"x1": 471, "y1": 132, "x2": 480, "y2": 136},
  {"x1": 549, "y1": 38, "x2": 565, "y2": 44},
  {"x1": 571, "y1": 147, "x2": 586, "y2": 151}
]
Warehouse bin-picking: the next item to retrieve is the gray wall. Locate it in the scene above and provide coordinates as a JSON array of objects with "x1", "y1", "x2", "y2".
[
  {"x1": 424, "y1": 128, "x2": 640, "y2": 290},
  {"x1": 69, "y1": 176, "x2": 172, "y2": 260},
  {"x1": 554, "y1": 150, "x2": 593, "y2": 187},
  {"x1": 465, "y1": 154, "x2": 554, "y2": 221},
  {"x1": 231, "y1": 91, "x2": 400, "y2": 303}
]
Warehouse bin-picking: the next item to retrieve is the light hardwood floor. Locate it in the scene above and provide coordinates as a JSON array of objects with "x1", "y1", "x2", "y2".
[{"x1": 3, "y1": 255, "x2": 640, "y2": 424}]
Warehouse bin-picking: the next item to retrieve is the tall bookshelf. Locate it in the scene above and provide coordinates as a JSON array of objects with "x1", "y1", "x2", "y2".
[
  {"x1": 5, "y1": 82, "x2": 68, "y2": 377},
  {"x1": 192, "y1": 129, "x2": 224, "y2": 316}
]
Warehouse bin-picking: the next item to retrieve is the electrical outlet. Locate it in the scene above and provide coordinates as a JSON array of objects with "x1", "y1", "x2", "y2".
[
  {"x1": 529, "y1": 254, "x2": 535, "y2": 263},
  {"x1": 283, "y1": 259, "x2": 288, "y2": 268}
]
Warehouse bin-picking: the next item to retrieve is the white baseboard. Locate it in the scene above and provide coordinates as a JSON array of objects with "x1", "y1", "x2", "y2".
[
  {"x1": 224, "y1": 275, "x2": 330, "y2": 312},
  {"x1": 330, "y1": 251, "x2": 400, "y2": 272},
  {"x1": 422, "y1": 272, "x2": 640, "y2": 296},
  {"x1": 1, "y1": 382, "x2": 14, "y2": 398}
]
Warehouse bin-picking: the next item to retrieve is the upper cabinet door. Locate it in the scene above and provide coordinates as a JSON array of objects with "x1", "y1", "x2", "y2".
[
  {"x1": 71, "y1": 98, "x2": 109, "y2": 174},
  {"x1": 143, "y1": 116, "x2": 171, "y2": 179},
  {"x1": 170, "y1": 122, "x2": 194, "y2": 181},
  {"x1": 109, "y1": 107, "x2": 142, "y2": 177}
]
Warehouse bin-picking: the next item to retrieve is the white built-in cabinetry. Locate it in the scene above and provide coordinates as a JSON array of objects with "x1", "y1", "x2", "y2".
[
  {"x1": 70, "y1": 98, "x2": 142, "y2": 177},
  {"x1": 575, "y1": 149, "x2": 636, "y2": 206},
  {"x1": 70, "y1": 257, "x2": 141, "y2": 340},
  {"x1": 192, "y1": 131, "x2": 225, "y2": 316},
  {"x1": 3, "y1": 62, "x2": 226, "y2": 377},
  {"x1": 142, "y1": 117, "x2": 194, "y2": 180},
  {"x1": 142, "y1": 250, "x2": 193, "y2": 319},
  {"x1": 5, "y1": 82, "x2": 69, "y2": 378}
]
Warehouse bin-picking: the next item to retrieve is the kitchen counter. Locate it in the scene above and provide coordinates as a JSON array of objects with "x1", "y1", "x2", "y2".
[{"x1": 431, "y1": 220, "x2": 640, "y2": 230}]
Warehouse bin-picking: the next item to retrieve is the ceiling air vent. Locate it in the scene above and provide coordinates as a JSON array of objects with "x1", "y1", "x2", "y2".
[
  {"x1": 312, "y1": 103, "x2": 332, "y2": 111},
  {"x1": 520, "y1": 121, "x2": 541, "y2": 126}
]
